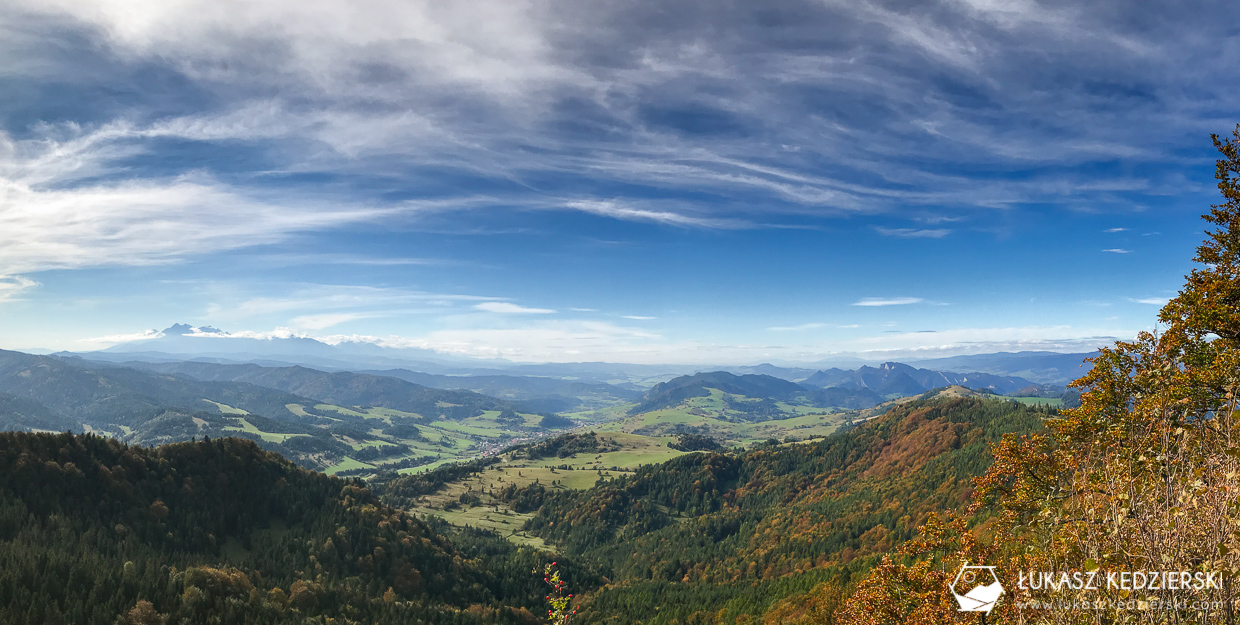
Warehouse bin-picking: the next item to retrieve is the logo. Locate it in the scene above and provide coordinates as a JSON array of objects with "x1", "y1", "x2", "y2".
[{"x1": 951, "y1": 563, "x2": 1004, "y2": 613}]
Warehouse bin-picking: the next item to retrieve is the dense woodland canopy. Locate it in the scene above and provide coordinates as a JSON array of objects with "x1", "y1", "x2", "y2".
[
  {"x1": 0, "y1": 433, "x2": 549, "y2": 625},
  {"x1": 485, "y1": 396, "x2": 1052, "y2": 624}
]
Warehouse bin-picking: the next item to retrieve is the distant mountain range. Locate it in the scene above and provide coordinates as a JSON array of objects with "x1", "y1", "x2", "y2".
[
  {"x1": 118, "y1": 360, "x2": 514, "y2": 420},
  {"x1": 0, "y1": 348, "x2": 319, "y2": 427},
  {"x1": 58, "y1": 323, "x2": 1098, "y2": 386},
  {"x1": 79, "y1": 323, "x2": 499, "y2": 374},
  {"x1": 800, "y1": 361, "x2": 1042, "y2": 397},
  {"x1": 628, "y1": 361, "x2": 1070, "y2": 418},
  {"x1": 905, "y1": 350, "x2": 1097, "y2": 384},
  {"x1": 0, "y1": 349, "x2": 542, "y2": 470}
]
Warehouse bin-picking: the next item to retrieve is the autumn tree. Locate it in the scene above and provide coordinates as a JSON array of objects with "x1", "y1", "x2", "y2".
[
  {"x1": 841, "y1": 127, "x2": 1240, "y2": 624},
  {"x1": 126, "y1": 600, "x2": 165, "y2": 625}
]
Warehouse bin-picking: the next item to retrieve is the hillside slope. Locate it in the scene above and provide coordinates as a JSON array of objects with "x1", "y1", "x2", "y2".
[
  {"x1": 631, "y1": 371, "x2": 883, "y2": 416},
  {"x1": 0, "y1": 351, "x2": 558, "y2": 473},
  {"x1": 0, "y1": 432, "x2": 549, "y2": 625},
  {"x1": 801, "y1": 361, "x2": 1038, "y2": 396},
  {"x1": 0, "y1": 391, "x2": 74, "y2": 432},
  {"x1": 501, "y1": 395, "x2": 1050, "y2": 624},
  {"x1": 0, "y1": 350, "x2": 317, "y2": 426},
  {"x1": 362, "y1": 368, "x2": 643, "y2": 412},
  {"x1": 120, "y1": 361, "x2": 513, "y2": 420}
]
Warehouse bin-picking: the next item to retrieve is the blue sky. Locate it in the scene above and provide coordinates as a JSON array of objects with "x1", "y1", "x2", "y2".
[{"x1": 0, "y1": 0, "x2": 1236, "y2": 363}]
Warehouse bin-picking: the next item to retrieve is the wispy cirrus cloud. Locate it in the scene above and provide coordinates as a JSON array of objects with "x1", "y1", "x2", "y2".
[
  {"x1": 0, "y1": 275, "x2": 38, "y2": 302},
  {"x1": 1129, "y1": 296, "x2": 1170, "y2": 305},
  {"x1": 767, "y1": 322, "x2": 827, "y2": 331},
  {"x1": 563, "y1": 200, "x2": 749, "y2": 229},
  {"x1": 875, "y1": 227, "x2": 952, "y2": 238},
  {"x1": 208, "y1": 284, "x2": 498, "y2": 320},
  {"x1": 473, "y1": 302, "x2": 556, "y2": 314},
  {"x1": 3, "y1": 0, "x2": 1227, "y2": 242},
  {"x1": 0, "y1": 125, "x2": 411, "y2": 275},
  {"x1": 853, "y1": 297, "x2": 925, "y2": 307},
  {"x1": 1102, "y1": 248, "x2": 1132, "y2": 254}
]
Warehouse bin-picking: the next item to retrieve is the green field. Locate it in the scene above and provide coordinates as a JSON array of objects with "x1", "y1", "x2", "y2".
[
  {"x1": 203, "y1": 400, "x2": 249, "y2": 415},
  {"x1": 401, "y1": 430, "x2": 689, "y2": 544},
  {"x1": 222, "y1": 418, "x2": 310, "y2": 443},
  {"x1": 382, "y1": 388, "x2": 863, "y2": 545},
  {"x1": 601, "y1": 389, "x2": 845, "y2": 445},
  {"x1": 325, "y1": 456, "x2": 376, "y2": 474}
]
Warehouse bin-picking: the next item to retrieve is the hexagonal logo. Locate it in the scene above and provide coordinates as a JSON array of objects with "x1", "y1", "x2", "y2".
[{"x1": 950, "y1": 563, "x2": 1003, "y2": 613}]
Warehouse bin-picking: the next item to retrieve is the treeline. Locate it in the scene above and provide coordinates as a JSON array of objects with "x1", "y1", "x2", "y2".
[
  {"x1": 511, "y1": 431, "x2": 618, "y2": 460},
  {"x1": 374, "y1": 456, "x2": 502, "y2": 507},
  {"x1": 668, "y1": 433, "x2": 722, "y2": 452},
  {"x1": 0, "y1": 432, "x2": 544, "y2": 625}
]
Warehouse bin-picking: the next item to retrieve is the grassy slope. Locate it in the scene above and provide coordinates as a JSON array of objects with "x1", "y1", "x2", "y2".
[{"x1": 400, "y1": 431, "x2": 689, "y2": 542}]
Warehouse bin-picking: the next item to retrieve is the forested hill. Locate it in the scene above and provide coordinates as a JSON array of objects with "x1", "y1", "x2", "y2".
[
  {"x1": 800, "y1": 362, "x2": 1038, "y2": 397},
  {"x1": 0, "y1": 349, "x2": 318, "y2": 426},
  {"x1": 501, "y1": 395, "x2": 1051, "y2": 624},
  {"x1": 0, "y1": 432, "x2": 546, "y2": 625},
  {"x1": 0, "y1": 390, "x2": 76, "y2": 432},
  {"x1": 120, "y1": 360, "x2": 513, "y2": 420},
  {"x1": 630, "y1": 371, "x2": 821, "y2": 414}
]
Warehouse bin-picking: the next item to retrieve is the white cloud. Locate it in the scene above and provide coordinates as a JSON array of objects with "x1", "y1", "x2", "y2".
[
  {"x1": 1104, "y1": 227, "x2": 1127, "y2": 232},
  {"x1": 10, "y1": 0, "x2": 571, "y2": 101},
  {"x1": 321, "y1": 320, "x2": 665, "y2": 361},
  {"x1": 1102, "y1": 248, "x2": 1132, "y2": 254},
  {"x1": 207, "y1": 284, "x2": 498, "y2": 320},
  {"x1": 0, "y1": 275, "x2": 38, "y2": 302},
  {"x1": 570, "y1": 307, "x2": 597, "y2": 312},
  {"x1": 853, "y1": 297, "x2": 925, "y2": 307},
  {"x1": 875, "y1": 227, "x2": 952, "y2": 238},
  {"x1": 79, "y1": 329, "x2": 164, "y2": 344},
  {"x1": 1130, "y1": 297, "x2": 1170, "y2": 305},
  {"x1": 202, "y1": 327, "x2": 308, "y2": 340},
  {"x1": 842, "y1": 324, "x2": 1133, "y2": 357},
  {"x1": 767, "y1": 322, "x2": 827, "y2": 331},
  {"x1": 620, "y1": 315, "x2": 656, "y2": 320},
  {"x1": 473, "y1": 301, "x2": 556, "y2": 314},
  {"x1": 0, "y1": 125, "x2": 414, "y2": 275},
  {"x1": 564, "y1": 200, "x2": 750, "y2": 229}
]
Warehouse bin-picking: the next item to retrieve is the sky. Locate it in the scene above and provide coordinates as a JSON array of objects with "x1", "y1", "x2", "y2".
[{"x1": 0, "y1": 0, "x2": 1237, "y2": 364}]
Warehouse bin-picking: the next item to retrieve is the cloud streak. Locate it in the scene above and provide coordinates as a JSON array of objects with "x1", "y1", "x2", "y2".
[
  {"x1": 875, "y1": 227, "x2": 952, "y2": 238},
  {"x1": 767, "y1": 322, "x2": 827, "y2": 331},
  {"x1": 473, "y1": 302, "x2": 557, "y2": 314},
  {"x1": 853, "y1": 297, "x2": 925, "y2": 307}
]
